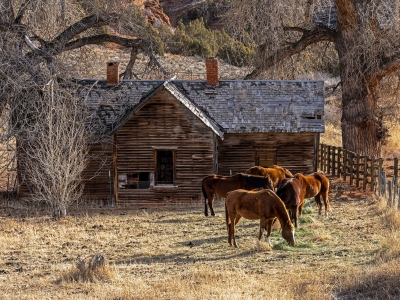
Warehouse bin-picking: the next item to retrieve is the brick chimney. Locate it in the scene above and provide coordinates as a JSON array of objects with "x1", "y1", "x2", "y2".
[
  {"x1": 205, "y1": 57, "x2": 219, "y2": 86},
  {"x1": 106, "y1": 60, "x2": 120, "y2": 85}
]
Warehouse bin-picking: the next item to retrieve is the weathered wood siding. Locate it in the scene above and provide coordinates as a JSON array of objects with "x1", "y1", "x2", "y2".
[
  {"x1": 218, "y1": 133, "x2": 317, "y2": 176},
  {"x1": 82, "y1": 140, "x2": 114, "y2": 202},
  {"x1": 115, "y1": 89, "x2": 215, "y2": 206}
]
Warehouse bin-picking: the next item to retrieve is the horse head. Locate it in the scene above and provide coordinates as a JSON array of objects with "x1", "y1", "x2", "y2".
[
  {"x1": 281, "y1": 221, "x2": 296, "y2": 246},
  {"x1": 241, "y1": 173, "x2": 274, "y2": 190}
]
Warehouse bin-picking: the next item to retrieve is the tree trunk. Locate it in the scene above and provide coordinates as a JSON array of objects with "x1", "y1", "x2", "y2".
[
  {"x1": 342, "y1": 94, "x2": 382, "y2": 157},
  {"x1": 335, "y1": 10, "x2": 384, "y2": 157},
  {"x1": 340, "y1": 78, "x2": 382, "y2": 157}
]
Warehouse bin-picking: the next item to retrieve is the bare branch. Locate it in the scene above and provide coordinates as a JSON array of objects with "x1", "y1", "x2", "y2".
[
  {"x1": 245, "y1": 26, "x2": 336, "y2": 79},
  {"x1": 373, "y1": 55, "x2": 400, "y2": 83},
  {"x1": 122, "y1": 47, "x2": 139, "y2": 80},
  {"x1": 24, "y1": 35, "x2": 55, "y2": 75},
  {"x1": 15, "y1": 0, "x2": 33, "y2": 24},
  {"x1": 0, "y1": 0, "x2": 15, "y2": 24},
  {"x1": 62, "y1": 35, "x2": 143, "y2": 52},
  {"x1": 48, "y1": 13, "x2": 119, "y2": 52}
]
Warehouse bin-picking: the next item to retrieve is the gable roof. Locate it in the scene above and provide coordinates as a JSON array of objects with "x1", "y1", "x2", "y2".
[{"x1": 77, "y1": 79, "x2": 324, "y2": 141}]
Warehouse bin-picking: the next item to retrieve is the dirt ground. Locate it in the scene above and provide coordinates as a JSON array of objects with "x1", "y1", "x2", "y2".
[{"x1": 0, "y1": 176, "x2": 398, "y2": 299}]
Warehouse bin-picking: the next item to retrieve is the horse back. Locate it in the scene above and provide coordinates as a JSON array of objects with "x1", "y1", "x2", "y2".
[
  {"x1": 294, "y1": 172, "x2": 326, "y2": 198},
  {"x1": 227, "y1": 189, "x2": 284, "y2": 220},
  {"x1": 276, "y1": 178, "x2": 304, "y2": 208}
]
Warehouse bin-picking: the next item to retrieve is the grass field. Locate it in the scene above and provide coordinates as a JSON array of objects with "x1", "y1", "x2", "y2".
[{"x1": 1, "y1": 176, "x2": 400, "y2": 299}]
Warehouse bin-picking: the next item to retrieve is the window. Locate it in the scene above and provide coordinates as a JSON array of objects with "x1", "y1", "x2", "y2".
[
  {"x1": 118, "y1": 172, "x2": 150, "y2": 189},
  {"x1": 156, "y1": 150, "x2": 174, "y2": 185},
  {"x1": 258, "y1": 153, "x2": 276, "y2": 167}
]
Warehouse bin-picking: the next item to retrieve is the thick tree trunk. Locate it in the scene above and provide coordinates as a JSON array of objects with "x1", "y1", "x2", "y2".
[
  {"x1": 334, "y1": 3, "x2": 383, "y2": 157},
  {"x1": 340, "y1": 78, "x2": 382, "y2": 157},
  {"x1": 342, "y1": 95, "x2": 382, "y2": 157}
]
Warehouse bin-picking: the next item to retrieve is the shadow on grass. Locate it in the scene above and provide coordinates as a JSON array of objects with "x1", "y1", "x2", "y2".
[{"x1": 114, "y1": 247, "x2": 271, "y2": 266}]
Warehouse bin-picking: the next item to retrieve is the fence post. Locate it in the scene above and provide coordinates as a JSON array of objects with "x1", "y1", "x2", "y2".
[
  {"x1": 319, "y1": 144, "x2": 324, "y2": 171},
  {"x1": 363, "y1": 156, "x2": 368, "y2": 191},
  {"x1": 349, "y1": 152, "x2": 354, "y2": 186},
  {"x1": 381, "y1": 171, "x2": 387, "y2": 196},
  {"x1": 371, "y1": 156, "x2": 375, "y2": 192},
  {"x1": 338, "y1": 147, "x2": 343, "y2": 177},
  {"x1": 393, "y1": 176, "x2": 398, "y2": 207},
  {"x1": 379, "y1": 158, "x2": 384, "y2": 196},
  {"x1": 394, "y1": 158, "x2": 398, "y2": 202},
  {"x1": 343, "y1": 150, "x2": 348, "y2": 181},
  {"x1": 388, "y1": 180, "x2": 392, "y2": 205},
  {"x1": 392, "y1": 177, "x2": 397, "y2": 206},
  {"x1": 355, "y1": 153, "x2": 361, "y2": 187},
  {"x1": 327, "y1": 145, "x2": 331, "y2": 174},
  {"x1": 332, "y1": 146, "x2": 337, "y2": 176}
]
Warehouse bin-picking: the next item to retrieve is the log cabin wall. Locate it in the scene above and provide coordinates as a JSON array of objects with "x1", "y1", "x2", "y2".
[
  {"x1": 218, "y1": 132, "x2": 317, "y2": 176},
  {"x1": 115, "y1": 89, "x2": 215, "y2": 206}
]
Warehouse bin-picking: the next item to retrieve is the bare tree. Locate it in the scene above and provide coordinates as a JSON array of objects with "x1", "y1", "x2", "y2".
[
  {"x1": 0, "y1": 0, "x2": 167, "y2": 215},
  {"x1": 19, "y1": 79, "x2": 88, "y2": 218},
  {"x1": 225, "y1": 0, "x2": 400, "y2": 156}
]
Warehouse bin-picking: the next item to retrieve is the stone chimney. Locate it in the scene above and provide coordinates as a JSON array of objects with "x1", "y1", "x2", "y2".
[
  {"x1": 106, "y1": 60, "x2": 120, "y2": 85},
  {"x1": 205, "y1": 57, "x2": 219, "y2": 86}
]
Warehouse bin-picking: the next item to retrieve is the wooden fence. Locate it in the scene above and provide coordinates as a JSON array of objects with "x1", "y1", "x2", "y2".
[{"x1": 318, "y1": 143, "x2": 400, "y2": 208}]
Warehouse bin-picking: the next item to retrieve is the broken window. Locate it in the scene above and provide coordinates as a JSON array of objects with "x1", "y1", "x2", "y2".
[{"x1": 156, "y1": 150, "x2": 174, "y2": 185}]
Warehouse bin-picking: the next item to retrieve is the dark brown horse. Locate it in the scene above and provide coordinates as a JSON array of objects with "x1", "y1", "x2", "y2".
[
  {"x1": 245, "y1": 165, "x2": 294, "y2": 189},
  {"x1": 276, "y1": 178, "x2": 305, "y2": 228},
  {"x1": 225, "y1": 189, "x2": 295, "y2": 247},
  {"x1": 294, "y1": 172, "x2": 330, "y2": 217},
  {"x1": 201, "y1": 173, "x2": 274, "y2": 216}
]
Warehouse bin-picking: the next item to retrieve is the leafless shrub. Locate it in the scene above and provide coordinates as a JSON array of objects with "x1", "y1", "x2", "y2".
[{"x1": 58, "y1": 254, "x2": 115, "y2": 283}]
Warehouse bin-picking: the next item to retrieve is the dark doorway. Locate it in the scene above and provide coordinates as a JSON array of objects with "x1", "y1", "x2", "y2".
[{"x1": 156, "y1": 150, "x2": 174, "y2": 184}]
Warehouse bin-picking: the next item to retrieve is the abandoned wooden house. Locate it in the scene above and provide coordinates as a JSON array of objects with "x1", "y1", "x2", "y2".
[{"x1": 17, "y1": 58, "x2": 325, "y2": 206}]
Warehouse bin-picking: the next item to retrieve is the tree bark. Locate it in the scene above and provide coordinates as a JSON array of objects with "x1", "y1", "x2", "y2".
[{"x1": 341, "y1": 90, "x2": 382, "y2": 156}]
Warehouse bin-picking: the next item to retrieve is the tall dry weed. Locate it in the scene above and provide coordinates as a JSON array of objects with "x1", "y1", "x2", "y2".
[{"x1": 58, "y1": 254, "x2": 115, "y2": 283}]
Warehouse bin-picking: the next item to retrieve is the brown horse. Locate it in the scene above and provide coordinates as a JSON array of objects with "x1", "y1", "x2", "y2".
[
  {"x1": 294, "y1": 172, "x2": 330, "y2": 217},
  {"x1": 201, "y1": 173, "x2": 274, "y2": 216},
  {"x1": 276, "y1": 178, "x2": 305, "y2": 228},
  {"x1": 245, "y1": 165, "x2": 294, "y2": 189},
  {"x1": 225, "y1": 189, "x2": 295, "y2": 247}
]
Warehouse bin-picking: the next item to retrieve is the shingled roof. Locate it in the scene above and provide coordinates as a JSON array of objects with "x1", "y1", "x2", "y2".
[{"x1": 77, "y1": 79, "x2": 325, "y2": 141}]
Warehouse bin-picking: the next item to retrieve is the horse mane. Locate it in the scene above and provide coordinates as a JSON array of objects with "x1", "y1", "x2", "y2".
[
  {"x1": 276, "y1": 178, "x2": 291, "y2": 191},
  {"x1": 239, "y1": 173, "x2": 272, "y2": 189}
]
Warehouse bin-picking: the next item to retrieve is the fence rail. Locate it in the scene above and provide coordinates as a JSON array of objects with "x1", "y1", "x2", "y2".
[{"x1": 319, "y1": 144, "x2": 399, "y2": 208}]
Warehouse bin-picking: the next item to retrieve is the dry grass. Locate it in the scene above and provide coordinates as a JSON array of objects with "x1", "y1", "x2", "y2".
[
  {"x1": 0, "y1": 179, "x2": 400, "y2": 299},
  {"x1": 383, "y1": 124, "x2": 400, "y2": 157},
  {"x1": 320, "y1": 123, "x2": 342, "y2": 147}
]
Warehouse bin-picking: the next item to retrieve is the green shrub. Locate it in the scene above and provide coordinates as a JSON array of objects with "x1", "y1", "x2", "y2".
[{"x1": 163, "y1": 19, "x2": 253, "y2": 67}]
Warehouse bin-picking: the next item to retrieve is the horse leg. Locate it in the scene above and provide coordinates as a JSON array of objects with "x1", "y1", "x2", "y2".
[
  {"x1": 321, "y1": 190, "x2": 330, "y2": 218},
  {"x1": 232, "y1": 214, "x2": 240, "y2": 248},
  {"x1": 204, "y1": 190, "x2": 216, "y2": 217},
  {"x1": 228, "y1": 217, "x2": 233, "y2": 246},
  {"x1": 258, "y1": 218, "x2": 266, "y2": 241},
  {"x1": 294, "y1": 207, "x2": 299, "y2": 228},
  {"x1": 315, "y1": 195, "x2": 323, "y2": 218},
  {"x1": 265, "y1": 219, "x2": 273, "y2": 247},
  {"x1": 208, "y1": 196, "x2": 216, "y2": 217}
]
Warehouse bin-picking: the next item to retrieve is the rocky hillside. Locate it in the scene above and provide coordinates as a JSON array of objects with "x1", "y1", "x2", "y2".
[{"x1": 134, "y1": 0, "x2": 224, "y2": 28}]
